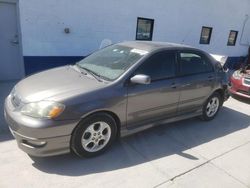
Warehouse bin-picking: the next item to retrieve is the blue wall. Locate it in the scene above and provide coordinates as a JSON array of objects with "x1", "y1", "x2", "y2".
[{"x1": 24, "y1": 56, "x2": 84, "y2": 75}]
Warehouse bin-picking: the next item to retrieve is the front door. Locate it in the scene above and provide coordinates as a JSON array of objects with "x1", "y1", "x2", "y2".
[
  {"x1": 126, "y1": 50, "x2": 180, "y2": 128},
  {"x1": 0, "y1": 2, "x2": 24, "y2": 80}
]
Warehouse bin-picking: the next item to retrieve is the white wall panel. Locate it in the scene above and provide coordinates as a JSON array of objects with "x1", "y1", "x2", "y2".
[{"x1": 19, "y1": 0, "x2": 250, "y2": 56}]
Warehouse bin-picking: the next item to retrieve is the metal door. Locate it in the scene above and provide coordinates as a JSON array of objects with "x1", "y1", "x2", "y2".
[{"x1": 0, "y1": 2, "x2": 24, "y2": 80}]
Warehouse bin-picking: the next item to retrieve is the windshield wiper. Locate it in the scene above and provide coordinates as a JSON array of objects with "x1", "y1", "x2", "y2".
[{"x1": 75, "y1": 64, "x2": 103, "y2": 82}]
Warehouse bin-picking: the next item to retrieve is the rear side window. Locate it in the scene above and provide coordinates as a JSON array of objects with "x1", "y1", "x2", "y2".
[
  {"x1": 135, "y1": 51, "x2": 176, "y2": 81},
  {"x1": 179, "y1": 52, "x2": 213, "y2": 75}
]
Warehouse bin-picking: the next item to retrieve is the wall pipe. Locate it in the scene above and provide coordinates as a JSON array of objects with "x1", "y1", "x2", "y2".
[{"x1": 239, "y1": 14, "x2": 249, "y2": 46}]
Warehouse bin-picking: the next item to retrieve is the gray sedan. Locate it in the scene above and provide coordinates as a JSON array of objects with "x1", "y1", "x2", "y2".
[{"x1": 4, "y1": 41, "x2": 229, "y2": 157}]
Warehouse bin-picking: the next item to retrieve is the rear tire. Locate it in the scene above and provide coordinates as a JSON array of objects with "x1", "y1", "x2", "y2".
[
  {"x1": 71, "y1": 113, "x2": 117, "y2": 158},
  {"x1": 201, "y1": 92, "x2": 222, "y2": 121}
]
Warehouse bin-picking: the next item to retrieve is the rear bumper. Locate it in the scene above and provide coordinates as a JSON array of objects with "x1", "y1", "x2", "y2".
[
  {"x1": 223, "y1": 88, "x2": 230, "y2": 101},
  {"x1": 4, "y1": 95, "x2": 79, "y2": 157}
]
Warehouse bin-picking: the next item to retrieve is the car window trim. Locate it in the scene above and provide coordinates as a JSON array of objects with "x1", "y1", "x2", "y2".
[{"x1": 176, "y1": 50, "x2": 215, "y2": 77}]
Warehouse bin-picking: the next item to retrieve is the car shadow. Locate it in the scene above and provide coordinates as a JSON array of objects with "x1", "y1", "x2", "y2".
[{"x1": 31, "y1": 106, "x2": 250, "y2": 176}]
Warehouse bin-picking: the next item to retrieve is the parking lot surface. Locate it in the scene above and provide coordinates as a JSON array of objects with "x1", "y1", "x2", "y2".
[{"x1": 0, "y1": 81, "x2": 249, "y2": 188}]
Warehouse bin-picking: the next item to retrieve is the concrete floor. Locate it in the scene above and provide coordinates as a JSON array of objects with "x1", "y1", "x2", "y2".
[{"x1": 0, "y1": 81, "x2": 250, "y2": 188}]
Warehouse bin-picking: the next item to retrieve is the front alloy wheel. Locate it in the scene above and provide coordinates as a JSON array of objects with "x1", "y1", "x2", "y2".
[
  {"x1": 71, "y1": 113, "x2": 117, "y2": 157},
  {"x1": 81, "y1": 121, "x2": 111, "y2": 152}
]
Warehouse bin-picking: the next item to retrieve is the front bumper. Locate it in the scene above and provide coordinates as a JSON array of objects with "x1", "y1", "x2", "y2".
[
  {"x1": 229, "y1": 78, "x2": 250, "y2": 99},
  {"x1": 4, "y1": 95, "x2": 79, "y2": 157},
  {"x1": 229, "y1": 88, "x2": 250, "y2": 99},
  {"x1": 8, "y1": 126, "x2": 71, "y2": 157}
]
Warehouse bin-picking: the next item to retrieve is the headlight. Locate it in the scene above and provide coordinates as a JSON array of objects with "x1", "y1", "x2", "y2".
[
  {"x1": 232, "y1": 71, "x2": 242, "y2": 80},
  {"x1": 21, "y1": 101, "x2": 65, "y2": 119}
]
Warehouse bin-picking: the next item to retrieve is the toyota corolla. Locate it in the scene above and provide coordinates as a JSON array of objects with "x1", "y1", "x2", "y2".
[{"x1": 4, "y1": 41, "x2": 229, "y2": 157}]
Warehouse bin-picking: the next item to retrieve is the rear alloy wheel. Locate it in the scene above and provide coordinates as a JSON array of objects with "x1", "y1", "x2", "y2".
[
  {"x1": 201, "y1": 92, "x2": 222, "y2": 121},
  {"x1": 71, "y1": 113, "x2": 117, "y2": 157}
]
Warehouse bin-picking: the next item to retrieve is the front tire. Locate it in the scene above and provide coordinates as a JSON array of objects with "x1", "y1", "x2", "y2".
[
  {"x1": 201, "y1": 92, "x2": 222, "y2": 121},
  {"x1": 71, "y1": 113, "x2": 117, "y2": 158}
]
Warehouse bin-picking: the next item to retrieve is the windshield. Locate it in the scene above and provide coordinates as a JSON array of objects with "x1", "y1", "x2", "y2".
[{"x1": 76, "y1": 44, "x2": 148, "y2": 81}]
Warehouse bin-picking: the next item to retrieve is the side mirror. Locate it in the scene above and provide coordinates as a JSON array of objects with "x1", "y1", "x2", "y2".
[{"x1": 130, "y1": 74, "x2": 151, "y2": 85}]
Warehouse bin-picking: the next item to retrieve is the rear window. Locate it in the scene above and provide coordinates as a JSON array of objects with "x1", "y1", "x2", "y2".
[{"x1": 179, "y1": 52, "x2": 214, "y2": 75}]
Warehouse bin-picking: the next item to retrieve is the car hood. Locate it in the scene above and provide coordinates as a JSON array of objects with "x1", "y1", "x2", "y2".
[{"x1": 14, "y1": 66, "x2": 106, "y2": 102}]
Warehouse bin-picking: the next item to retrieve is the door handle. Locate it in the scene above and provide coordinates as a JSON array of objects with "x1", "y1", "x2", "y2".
[
  {"x1": 11, "y1": 39, "x2": 19, "y2": 45},
  {"x1": 171, "y1": 83, "x2": 177, "y2": 89},
  {"x1": 181, "y1": 83, "x2": 191, "y2": 88},
  {"x1": 207, "y1": 76, "x2": 214, "y2": 81},
  {"x1": 10, "y1": 34, "x2": 19, "y2": 45}
]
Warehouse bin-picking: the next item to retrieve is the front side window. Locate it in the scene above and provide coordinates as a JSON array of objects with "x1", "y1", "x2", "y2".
[
  {"x1": 179, "y1": 52, "x2": 213, "y2": 75},
  {"x1": 135, "y1": 51, "x2": 176, "y2": 81},
  {"x1": 227, "y1": 30, "x2": 238, "y2": 46},
  {"x1": 136, "y1": 17, "x2": 154, "y2": 41},
  {"x1": 200, "y1": 26, "x2": 213, "y2": 44},
  {"x1": 76, "y1": 45, "x2": 148, "y2": 81}
]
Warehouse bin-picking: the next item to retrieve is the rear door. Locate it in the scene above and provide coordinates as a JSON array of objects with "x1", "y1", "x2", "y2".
[
  {"x1": 126, "y1": 50, "x2": 180, "y2": 128},
  {"x1": 176, "y1": 51, "x2": 216, "y2": 115}
]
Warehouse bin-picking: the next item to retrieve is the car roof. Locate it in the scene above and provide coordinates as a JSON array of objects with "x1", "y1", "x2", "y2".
[{"x1": 119, "y1": 41, "x2": 195, "y2": 52}]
